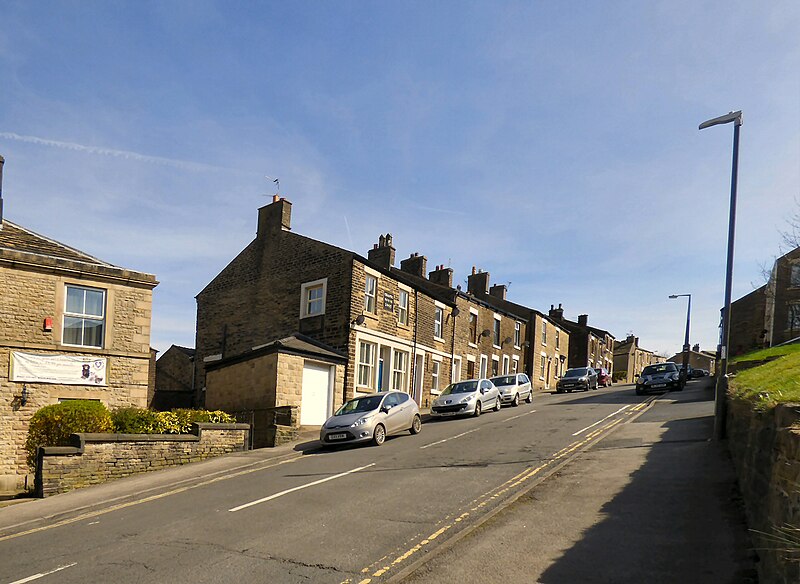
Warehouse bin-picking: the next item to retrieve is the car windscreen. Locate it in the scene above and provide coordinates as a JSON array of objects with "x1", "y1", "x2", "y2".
[
  {"x1": 335, "y1": 395, "x2": 383, "y2": 415},
  {"x1": 490, "y1": 375, "x2": 515, "y2": 386},
  {"x1": 564, "y1": 368, "x2": 588, "y2": 378},
  {"x1": 642, "y1": 364, "x2": 676, "y2": 375},
  {"x1": 441, "y1": 381, "x2": 478, "y2": 395}
]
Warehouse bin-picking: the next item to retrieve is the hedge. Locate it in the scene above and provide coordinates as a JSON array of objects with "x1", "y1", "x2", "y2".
[{"x1": 26, "y1": 402, "x2": 236, "y2": 469}]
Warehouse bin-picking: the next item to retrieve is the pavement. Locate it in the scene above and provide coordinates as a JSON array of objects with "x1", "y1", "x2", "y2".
[
  {"x1": 0, "y1": 379, "x2": 757, "y2": 584},
  {"x1": 400, "y1": 377, "x2": 758, "y2": 584}
]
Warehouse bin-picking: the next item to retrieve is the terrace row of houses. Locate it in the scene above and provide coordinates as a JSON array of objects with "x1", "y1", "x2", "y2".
[{"x1": 188, "y1": 196, "x2": 616, "y2": 438}]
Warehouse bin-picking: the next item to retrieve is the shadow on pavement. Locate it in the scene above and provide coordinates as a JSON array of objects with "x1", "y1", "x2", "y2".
[{"x1": 536, "y1": 387, "x2": 757, "y2": 584}]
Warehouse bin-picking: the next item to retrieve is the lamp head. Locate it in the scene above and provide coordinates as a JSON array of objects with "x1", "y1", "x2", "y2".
[{"x1": 699, "y1": 110, "x2": 742, "y2": 130}]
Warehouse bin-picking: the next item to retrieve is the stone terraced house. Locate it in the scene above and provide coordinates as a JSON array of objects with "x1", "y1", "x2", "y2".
[
  {"x1": 0, "y1": 210, "x2": 157, "y2": 491},
  {"x1": 613, "y1": 335, "x2": 665, "y2": 383},
  {"x1": 194, "y1": 196, "x2": 533, "y2": 436},
  {"x1": 547, "y1": 304, "x2": 615, "y2": 376}
]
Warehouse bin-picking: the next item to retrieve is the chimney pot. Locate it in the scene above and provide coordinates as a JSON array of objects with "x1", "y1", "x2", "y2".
[{"x1": 272, "y1": 194, "x2": 280, "y2": 203}]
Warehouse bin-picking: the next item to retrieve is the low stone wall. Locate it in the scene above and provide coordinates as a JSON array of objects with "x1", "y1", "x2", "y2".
[
  {"x1": 35, "y1": 423, "x2": 250, "y2": 497},
  {"x1": 727, "y1": 399, "x2": 800, "y2": 584}
]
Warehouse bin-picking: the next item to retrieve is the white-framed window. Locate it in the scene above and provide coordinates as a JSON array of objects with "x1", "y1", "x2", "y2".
[
  {"x1": 541, "y1": 320, "x2": 547, "y2": 345},
  {"x1": 479, "y1": 355, "x2": 488, "y2": 378},
  {"x1": 555, "y1": 329, "x2": 560, "y2": 349},
  {"x1": 788, "y1": 303, "x2": 800, "y2": 331},
  {"x1": 63, "y1": 285, "x2": 106, "y2": 348},
  {"x1": 364, "y1": 275, "x2": 377, "y2": 313},
  {"x1": 514, "y1": 322, "x2": 521, "y2": 348},
  {"x1": 357, "y1": 341, "x2": 376, "y2": 388},
  {"x1": 467, "y1": 356, "x2": 476, "y2": 379},
  {"x1": 493, "y1": 316, "x2": 501, "y2": 347},
  {"x1": 469, "y1": 310, "x2": 479, "y2": 346},
  {"x1": 391, "y1": 350, "x2": 408, "y2": 391},
  {"x1": 431, "y1": 360, "x2": 440, "y2": 392},
  {"x1": 398, "y1": 289, "x2": 409, "y2": 325},
  {"x1": 434, "y1": 306, "x2": 444, "y2": 340},
  {"x1": 452, "y1": 356, "x2": 462, "y2": 382},
  {"x1": 512, "y1": 356, "x2": 519, "y2": 374},
  {"x1": 502, "y1": 355, "x2": 510, "y2": 375},
  {"x1": 540, "y1": 355, "x2": 546, "y2": 380},
  {"x1": 792, "y1": 264, "x2": 800, "y2": 287},
  {"x1": 491, "y1": 355, "x2": 500, "y2": 376},
  {"x1": 300, "y1": 278, "x2": 327, "y2": 318}
]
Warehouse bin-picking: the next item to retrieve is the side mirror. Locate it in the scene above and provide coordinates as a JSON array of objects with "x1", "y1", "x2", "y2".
[
  {"x1": 480, "y1": 388, "x2": 486, "y2": 394},
  {"x1": 381, "y1": 404, "x2": 393, "y2": 414}
]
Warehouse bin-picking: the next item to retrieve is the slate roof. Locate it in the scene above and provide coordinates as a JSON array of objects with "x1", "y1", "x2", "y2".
[
  {"x1": 206, "y1": 333, "x2": 347, "y2": 371},
  {"x1": 0, "y1": 219, "x2": 113, "y2": 266}
]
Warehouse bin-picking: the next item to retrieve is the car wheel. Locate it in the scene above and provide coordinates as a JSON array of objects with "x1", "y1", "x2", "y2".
[
  {"x1": 512, "y1": 393, "x2": 520, "y2": 407},
  {"x1": 525, "y1": 390, "x2": 533, "y2": 403},
  {"x1": 494, "y1": 397, "x2": 502, "y2": 412},
  {"x1": 556, "y1": 388, "x2": 562, "y2": 394},
  {"x1": 473, "y1": 401, "x2": 482, "y2": 417},
  {"x1": 409, "y1": 415, "x2": 422, "y2": 435},
  {"x1": 372, "y1": 424, "x2": 386, "y2": 446}
]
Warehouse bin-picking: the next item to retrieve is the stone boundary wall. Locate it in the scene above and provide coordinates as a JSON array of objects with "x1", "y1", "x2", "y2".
[
  {"x1": 727, "y1": 399, "x2": 800, "y2": 584},
  {"x1": 35, "y1": 423, "x2": 250, "y2": 498}
]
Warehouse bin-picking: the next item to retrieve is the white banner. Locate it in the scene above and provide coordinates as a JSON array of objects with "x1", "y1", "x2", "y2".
[{"x1": 10, "y1": 352, "x2": 108, "y2": 386}]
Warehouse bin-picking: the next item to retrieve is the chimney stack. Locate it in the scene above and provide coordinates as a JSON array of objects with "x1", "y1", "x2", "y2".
[
  {"x1": 489, "y1": 284, "x2": 507, "y2": 300},
  {"x1": 367, "y1": 233, "x2": 396, "y2": 269},
  {"x1": 467, "y1": 269, "x2": 490, "y2": 295},
  {"x1": 257, "y1": 196, "x2": 292, "y2": 238},
  {"x1": 577, "y1": 314, "x2": 588, "y2": 327},
  {"x1": 692, "y1": 343, "x2": 700, "y2": 352},
  {"x1": 400, "y1": 252, "x2": 427, "y2": 278},
  {"x1": 549, "y1": 303, "x2": 564, "y2": 320},
  {"x1": 428, "y1": 264, "x2": 454, "y2": 288}
]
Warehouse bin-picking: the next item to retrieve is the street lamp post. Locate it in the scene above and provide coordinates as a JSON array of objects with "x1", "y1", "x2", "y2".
[
  {"x1": 699, "y1": 110, "x2": 743, "y2": 440},
  {"x1": 669, "y1": 294, "x2": 692, "y2": 383}
]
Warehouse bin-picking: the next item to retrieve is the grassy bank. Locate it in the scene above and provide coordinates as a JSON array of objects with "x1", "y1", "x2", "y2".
[{"x1": 729, "y1": 344, "x2": 800, "y2": 408}]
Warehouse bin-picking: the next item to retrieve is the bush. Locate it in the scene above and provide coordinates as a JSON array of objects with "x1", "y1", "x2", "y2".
[
  {"x1": 25, "y1": 400, "x2": 113, "y2": 469},
  {"x1": 112, "y1": 407, "x2": 236, "y2": 434},
  {"x1": 111, "y1": 407, "x2": 161, "y2": 433}
]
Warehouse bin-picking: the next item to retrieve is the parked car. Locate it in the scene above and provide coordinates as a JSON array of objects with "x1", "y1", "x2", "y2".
[
  {"x1": 595, "y1": 367, "x2": 611, "y2": 387},
  {"x1": 491, "y1": 373, "x2": 533, "y2": 406},
  {"x1": 690, "y1": 368, "x2": 706, "y2": 378},
  {"x1": 320, "y1": 390, "x2": 421, "y2": 447},
  {"x1": 636, "y1": 362, "x2": 682, "y2": 395},
  {"x1": 431, "y1": 378, "x2": 501, "y2": 418},
  {"x1": 556, "y1": 367, "x2": 598, "y2": 393}
]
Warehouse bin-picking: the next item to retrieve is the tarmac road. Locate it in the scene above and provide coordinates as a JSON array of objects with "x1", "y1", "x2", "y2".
[{"x1": 0, "y1": 382, "x2": 730, "y2": 584}]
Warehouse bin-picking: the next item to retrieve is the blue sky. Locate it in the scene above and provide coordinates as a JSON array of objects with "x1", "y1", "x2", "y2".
[{"x1": 1, "y1": 1, "x2": 798, "y2": 357}]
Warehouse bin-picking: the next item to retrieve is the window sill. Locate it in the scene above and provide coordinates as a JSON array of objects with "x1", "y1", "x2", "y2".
[
  {"x1": 300, "y1": 312, "x2": 325, "y2": 319},
  {"x1": 514, "y1": 345, "x2": 521, "y2": 350},
  {"x1": 434, "y1": 336, "x2": 445, "y2": 343},
  {"x1": 468, "y1": 342, "x2": 478, "y2": 348},
  {"x1": 492, "y1": 345, "x2": 501, "y2": 350},
  {"x1": 430, "y1": 389, "x2": 441, "y2": 396}
]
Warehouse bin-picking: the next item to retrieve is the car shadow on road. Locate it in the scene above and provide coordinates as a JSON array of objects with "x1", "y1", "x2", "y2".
[{"x1": 533, "y1": 403, "x2": 757, "y2": 583}]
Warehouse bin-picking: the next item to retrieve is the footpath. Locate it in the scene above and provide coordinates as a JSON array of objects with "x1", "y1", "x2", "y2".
[{"x1": 400, "y1": 378, "x2": 758, "y2": 584}]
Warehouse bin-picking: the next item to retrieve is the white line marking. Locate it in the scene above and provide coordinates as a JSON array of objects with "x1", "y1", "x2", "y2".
[
  {"x1": 572, "y1": 405, "x2": 631, "y2": 436},
  {"x1": 506, "y1": 410, "x2": 536, "y2": 422},
  {"x1": 229, "y1": 464, "x2": 375, "y2": 512},
  {"x1": 8, "y1": 562, "x2": 77, "y2": 584},
  {"x1": 419, "y1": 428, "x2": 481, "y2": 450}
]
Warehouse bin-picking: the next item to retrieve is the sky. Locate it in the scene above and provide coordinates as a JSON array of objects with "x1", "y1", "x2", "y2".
[{"x1": 1, "y1": 1, "x2": 798, "y2": 357}]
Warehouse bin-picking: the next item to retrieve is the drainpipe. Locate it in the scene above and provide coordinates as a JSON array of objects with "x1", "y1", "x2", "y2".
[
  {"x1": 0, "y1": 154, "x2": 5, "y2": 229},
  {"x1": 412, "y1": 289, "x2": 419, "y2": 405}
]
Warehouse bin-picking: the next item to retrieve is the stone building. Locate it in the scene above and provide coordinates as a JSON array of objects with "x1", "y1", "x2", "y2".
[
  {"x1": 667, "y1": 345, "x2": 716, "y2": 375},
  {"x1": 152, "y1": 344, "x2": 196, "y2": 410},
  {"x1": 729, "y1": 246, "x2": 800, "y2": 356},
  {"x1": 0, "y1": 209, "x2": 157, "y2": 490},
  {"x1": 613, "y1": 335, "x2": 665, "y2": 383},
  {"x1": 464, "y1": 270, "x2": 570, "y2": 391},
  {"x1": 547, "y1": 305, "x2": 615, "y2": 375},
  {"x1": 195, "y1": 197, "x2": 530, "y2": 433}
]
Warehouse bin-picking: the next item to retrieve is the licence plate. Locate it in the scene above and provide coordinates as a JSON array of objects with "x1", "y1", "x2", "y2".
[
  {"x1": 328, "y1": 433, "x2": 347, "y2": 440},
  {"x1": 652, "y1": 383, "x2": 666, "y2": 388}
]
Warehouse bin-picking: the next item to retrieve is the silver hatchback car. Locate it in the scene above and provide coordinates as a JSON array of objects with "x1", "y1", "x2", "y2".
[
  {"x1": 491, "y1": 373, "x2": 533, "y2": 406},
  {"x1": 430, "y1": 378, "x2": 501, "y2": 418},
  {"x1": 320, "y1": 391, "x2": 421, "y2": 447}
]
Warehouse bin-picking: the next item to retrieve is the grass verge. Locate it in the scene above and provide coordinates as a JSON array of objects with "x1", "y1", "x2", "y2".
[{"x1": 729, "y1": 344, "x2": 800, "y2": 409}]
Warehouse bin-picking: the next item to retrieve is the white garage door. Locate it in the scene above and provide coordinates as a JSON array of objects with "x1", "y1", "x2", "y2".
[{"x1": 301, "y1": 362, "x2": 331, "y2": 425}]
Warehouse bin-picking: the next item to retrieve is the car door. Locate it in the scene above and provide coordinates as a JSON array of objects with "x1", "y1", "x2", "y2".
[
  {"x1": 481, "y1": 379, "x2": 499, "y2": 407},
  {"x1": 518, "y1": 374, "x2": 531, "y2": 397},
  {"x1": 382, "y1": 392, "x2": 403, "y2": 434},
  {"x1": 394, "y1": 392, "x2": 414, "y2": 431}
]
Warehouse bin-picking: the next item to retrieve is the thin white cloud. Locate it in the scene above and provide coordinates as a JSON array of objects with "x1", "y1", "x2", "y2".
[{"x1": 0, "y1": 132, "x2": 243, "y2": 174}]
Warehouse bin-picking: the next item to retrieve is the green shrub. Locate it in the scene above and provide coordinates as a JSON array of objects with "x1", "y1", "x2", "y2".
[
  {"x1": 112, "y1": 407, "x2": 160, "y2": 433},
  {"x1": 25, "y1": 400, "x2": 113, "y2": 468}
]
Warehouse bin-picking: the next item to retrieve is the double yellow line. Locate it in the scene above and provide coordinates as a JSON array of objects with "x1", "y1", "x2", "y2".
[{"x1": 344, "y1": 395, "x2": 658, "y2": 584}]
